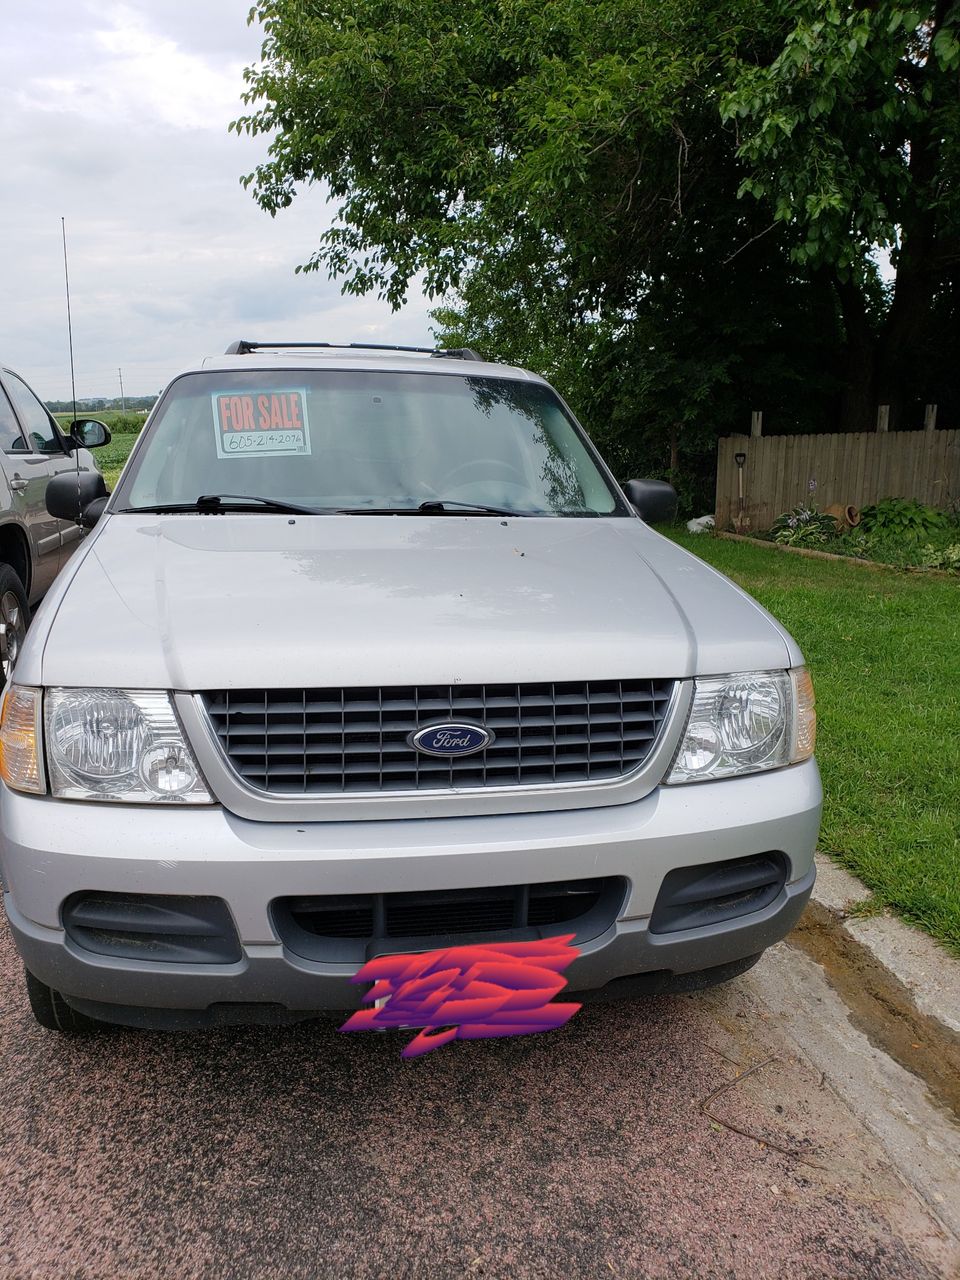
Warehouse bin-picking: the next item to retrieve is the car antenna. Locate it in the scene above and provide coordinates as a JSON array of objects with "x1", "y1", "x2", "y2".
[{"x1": 61, "y1": 217, "x2": 82, "y2": 521}]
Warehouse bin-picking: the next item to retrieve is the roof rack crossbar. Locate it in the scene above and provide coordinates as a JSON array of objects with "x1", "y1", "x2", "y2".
[{"x1": 224, "y1": 340, "x2": 484, "y2": 362}]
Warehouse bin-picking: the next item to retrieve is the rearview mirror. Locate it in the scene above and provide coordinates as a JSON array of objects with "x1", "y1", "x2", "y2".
[
  {"x1": 623, "y1": 478, "x2": 678, "y2": 523},
  {"x1": 68, "y1": 419, "x2": 112, "y2": 450},
  {"x1": 46, "y1": 470, "x2": 109, "y2": 528}
]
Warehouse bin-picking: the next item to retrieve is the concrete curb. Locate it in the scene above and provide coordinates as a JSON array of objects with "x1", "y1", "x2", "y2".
[
  {"x1": 807, "y1": 853, "x2": 960, "y2": 1041},
  {"x1": 784, "y1": 854, "x2": 960, "y2": 1243}
]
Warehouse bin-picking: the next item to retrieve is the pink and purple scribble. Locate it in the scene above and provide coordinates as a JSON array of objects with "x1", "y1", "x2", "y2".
[{"x1": 339, "y1": 935, "x2": 582, "y2": 1058}]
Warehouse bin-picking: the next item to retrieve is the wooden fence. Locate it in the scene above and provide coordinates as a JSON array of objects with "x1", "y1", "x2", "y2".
[{"x1": 715, "y1": 430, "x2": 960, "y2": 531}]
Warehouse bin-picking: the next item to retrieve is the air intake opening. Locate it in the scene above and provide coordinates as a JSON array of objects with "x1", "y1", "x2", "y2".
[
  {"x1": 272, "y1": 877, "x2": 627, "y2": 963},
  {"x1": 649, "y1": 853, "x2": 788, "y2": 934},
  {"x1": 62, "y1": 892, "x2": 241, "y2": 964}
]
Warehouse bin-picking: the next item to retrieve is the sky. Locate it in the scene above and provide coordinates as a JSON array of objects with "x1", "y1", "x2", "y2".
[{"x1": 0, "y1": 1, "x2": 435, "y2": 400}]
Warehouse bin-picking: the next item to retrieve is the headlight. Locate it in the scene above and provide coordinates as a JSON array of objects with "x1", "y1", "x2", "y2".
[
  {"x1": 667, "y1": 668, "x2": 815, "y2": 784},
  {"x1": 44, "y1": 688, "x2": 213, "y2": 803}
]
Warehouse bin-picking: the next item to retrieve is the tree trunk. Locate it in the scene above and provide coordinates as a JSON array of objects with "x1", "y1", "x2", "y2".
[
  {"x1": 875, "y1": 316, "x2": 922, "y2": 430},
  {"x1": 834, "y1": 276, "x2": 876, "y2": 433},
  {"x1": 873, "y1": 5, "x2": 945, "y2": 431},
  {"x1": 832, "y1": 0, "x2": 946, "y2": 433},
  {"x1": 874, "y1": 215, "x2": 935, "y2": 432}
]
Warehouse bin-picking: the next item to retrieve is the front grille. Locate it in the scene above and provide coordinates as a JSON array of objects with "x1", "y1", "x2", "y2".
[
  {"x1": 272, "y1": 877, "x2": 627, "y2": 963},
  {"x1": 201, "y1": 679, "x2": 674, "y2": 795}
]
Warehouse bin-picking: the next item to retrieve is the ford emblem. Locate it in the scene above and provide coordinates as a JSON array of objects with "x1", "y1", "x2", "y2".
[{"x1": 409, "y1": 722, "x2": 494, "y2": 757}]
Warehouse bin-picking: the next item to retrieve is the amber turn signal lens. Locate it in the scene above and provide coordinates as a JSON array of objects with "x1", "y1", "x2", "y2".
[
  {"x1": 790, "y1": 667, "x2": 816, "y2": 763},
  {"x1": 0, "y1": 685, "x2": 45, "y2": 794}
]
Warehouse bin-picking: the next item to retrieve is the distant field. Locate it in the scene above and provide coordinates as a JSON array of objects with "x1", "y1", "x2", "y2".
[{"x1": 95, "y1": 434, "x2": 139, "y2": 489}]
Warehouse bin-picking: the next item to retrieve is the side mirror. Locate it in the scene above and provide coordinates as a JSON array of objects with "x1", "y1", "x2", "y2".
[
  {"x1": 623, "y1": 478, "x2": 678, "y2": 523},
  {"x1": 46, "y1": 470, "x2": 109, "y2": 528},
  {"x1": 68, "y1": 419, "x2": 112, "y2": 450}
]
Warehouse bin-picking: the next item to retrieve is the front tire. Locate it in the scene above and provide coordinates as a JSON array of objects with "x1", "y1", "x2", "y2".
[
  {"x1": 0, "y1": 564, "x2": 30, "y2": 682},
  {"x1": 24, "y1": 968, "x2": 106, "y2": 1033}
]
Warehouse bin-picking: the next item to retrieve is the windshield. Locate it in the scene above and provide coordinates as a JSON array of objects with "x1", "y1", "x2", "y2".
[{"x1": 117, "y1": 370, "x2": 624, "y2": 516}]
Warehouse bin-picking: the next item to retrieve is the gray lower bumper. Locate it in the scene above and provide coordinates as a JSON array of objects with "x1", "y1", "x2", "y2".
[
  {"x1": 4, "y1": 866, "x2": 815, "y2": 1025},
  {"x1": 0, "y1": 760, "x2": 821, "y2": 1024}
]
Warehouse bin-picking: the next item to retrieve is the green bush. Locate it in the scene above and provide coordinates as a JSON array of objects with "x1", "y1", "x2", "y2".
[
  {"x1": 837, "y1": 531, "x2": 920, "y2": 569},
  {"x1": 858, "y1": 497, "x2": 948, "y2": 541},
  {"x1": 769, "y1": 498, "x2": 959, "y2": 571},
  {"x1": 835, "y1": 531, "x2": 872, "y2": 559},
  {"x1": 101, "y1": 411, "x2": 147, "y2": 434},
  {"x1": 918, "y1": 543, "x2": 960, "y2": 572},
  {"x1": 770, "y1": 504, "x2": 837, "y2": 547},
  {"x1": 54, "y1": 410, "x2": 147, "y2": 435},
  {"x1": 830, "y1": 525, "x2": 960, "y2": 570}
]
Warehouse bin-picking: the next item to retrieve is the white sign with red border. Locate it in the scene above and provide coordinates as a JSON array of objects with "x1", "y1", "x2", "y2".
[{"x1": 212, "y1": 389, "x2": 311, "y2": 459}]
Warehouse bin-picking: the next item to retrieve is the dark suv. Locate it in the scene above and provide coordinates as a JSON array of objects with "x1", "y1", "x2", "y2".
[{"x1": 0, "y1": 365, "x2": 109, "y2": 678}]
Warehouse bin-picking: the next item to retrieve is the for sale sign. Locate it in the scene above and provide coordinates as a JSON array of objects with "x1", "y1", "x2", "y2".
[{"x1": 212, "y1": 389, "x2": 311, "y2": 459}]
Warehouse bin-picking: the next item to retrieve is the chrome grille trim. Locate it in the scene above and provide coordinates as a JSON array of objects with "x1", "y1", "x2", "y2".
[{"x1": 199, "y1": 680, "x2": 676, "y2": 797}]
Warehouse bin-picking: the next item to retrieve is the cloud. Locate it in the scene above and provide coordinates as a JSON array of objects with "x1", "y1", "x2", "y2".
[
  {"x1": 0, "y1": 1, "x2": 435, "y2": 399},
  {"x1": 18, "y1": 2, "x2": 248, "y2": 131}
]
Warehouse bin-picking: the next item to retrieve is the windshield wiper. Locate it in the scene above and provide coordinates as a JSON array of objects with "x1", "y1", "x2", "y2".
[
  {"x1": 125, "y1": 496, "x2": 532, "y2": 517},
  {"x1": 336, "y1": 500, "x2": 527, "y2": 517},
  {"x1": 419, "y1": 499, "x2": 532, "y2": 516},
  {"x1": 122, "y1": 494, "x2": 324, "y2": 515}
]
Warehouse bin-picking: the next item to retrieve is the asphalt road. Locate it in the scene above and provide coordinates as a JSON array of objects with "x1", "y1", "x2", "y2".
[{"x1": 0, "y1": 921, "x2": 955, "y2": 1280}]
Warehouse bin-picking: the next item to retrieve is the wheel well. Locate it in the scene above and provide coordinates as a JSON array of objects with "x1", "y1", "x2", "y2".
[{"x1": 0, "y1": 523, "x2": 31, "y2": 596}]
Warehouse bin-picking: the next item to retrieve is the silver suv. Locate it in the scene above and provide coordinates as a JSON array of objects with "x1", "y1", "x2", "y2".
[
  {"x1": 0, "y1": 365, "x2": 109, "y2": 682},
  {"x1": 0, "y1": 342, "x2": 820, "y2": 1032}
]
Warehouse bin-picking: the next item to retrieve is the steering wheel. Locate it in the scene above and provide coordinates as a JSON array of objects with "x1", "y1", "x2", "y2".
[{"x1": 440, "y1": 458, "x2": 529, "y2": 490}]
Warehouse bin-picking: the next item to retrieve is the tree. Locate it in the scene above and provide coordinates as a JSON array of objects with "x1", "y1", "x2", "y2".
[
  {"x1": 234, "y1": 0, "x2": 771, "y2": 299},
  {"x1": 432, "y1": 228, "x2": 844, "y2": 511},
  {"x1": 722, "y1": 0, "x2": 960, "y2": 430},
  {"x1": 233, "y1": 0, "x2": 959, "y2": 486}
]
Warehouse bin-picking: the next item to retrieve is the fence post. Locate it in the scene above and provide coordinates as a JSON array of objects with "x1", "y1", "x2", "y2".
[
  {"x1": 876, "y1": 404, "x2": 890, "y2": 432},
  {"x1": 750, "y1": 410, "x2": 762, "y2": 438},
  {"x1": 924, "y1": 404, "x2": 938, "y2": 432}
]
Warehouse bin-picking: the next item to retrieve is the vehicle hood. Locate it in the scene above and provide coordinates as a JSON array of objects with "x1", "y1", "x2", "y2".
[{"x1": 35, "y1": 514, "x2": 798, "y2": 690}]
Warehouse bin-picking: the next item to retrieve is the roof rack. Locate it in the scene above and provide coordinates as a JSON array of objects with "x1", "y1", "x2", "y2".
[{"x1": 224, "y1": 340, "x2": 485, "y2": 362}]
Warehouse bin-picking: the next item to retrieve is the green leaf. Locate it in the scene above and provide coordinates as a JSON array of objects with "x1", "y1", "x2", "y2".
[{"x1": 933, "y1": 27, "x2": 960, "y2": 72}]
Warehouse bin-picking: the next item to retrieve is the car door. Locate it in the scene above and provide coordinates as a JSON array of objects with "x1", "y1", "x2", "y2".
[
  {"x1": 0, "y1": 378, "x2": 52, "y2": 603},
  {"x1": 1, "y1": 369, "x2": 83, "y2": 597}
]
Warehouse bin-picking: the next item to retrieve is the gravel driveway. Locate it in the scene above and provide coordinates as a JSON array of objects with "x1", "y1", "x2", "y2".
[{"x1": 0, "y1": 923, "x2": 955, "y2": 1280}]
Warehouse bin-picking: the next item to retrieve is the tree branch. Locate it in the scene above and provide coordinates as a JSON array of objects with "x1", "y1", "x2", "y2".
[{"x1": 721, "y1": 220, "x2": 779, "y2": 265}]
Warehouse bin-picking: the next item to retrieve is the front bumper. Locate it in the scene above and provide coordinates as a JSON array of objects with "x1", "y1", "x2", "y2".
[{"x1": 0, "y1": 760, "x2": 821, "y2": 1022}]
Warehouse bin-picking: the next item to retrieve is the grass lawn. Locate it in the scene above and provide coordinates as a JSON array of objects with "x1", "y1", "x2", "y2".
[{"x1": 664, "y1": 529, "x2": 960, "y2": 952}]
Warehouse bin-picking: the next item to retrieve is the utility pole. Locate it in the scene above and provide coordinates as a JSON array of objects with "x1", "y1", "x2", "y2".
[{"x1": 118, "y1": 367, "x2": 125, "y2": 414}]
